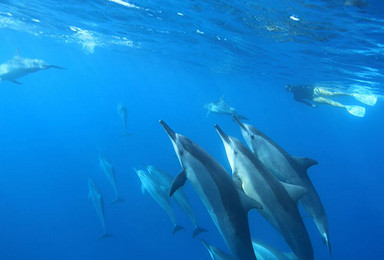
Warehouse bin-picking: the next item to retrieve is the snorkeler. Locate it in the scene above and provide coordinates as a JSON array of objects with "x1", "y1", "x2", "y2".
[{"x1": 285, "y1": 85, "x2": 377, "y2": 117}]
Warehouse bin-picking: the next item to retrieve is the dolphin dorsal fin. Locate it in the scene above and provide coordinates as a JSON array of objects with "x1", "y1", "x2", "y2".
[
  {"x1": 292, "y1": 156, "x2": 318, "y2": 172},
  {"x1": 280, "y1": 181, "x2": 307, "y2": 202},
  {"x1": 169, "y1": 169, "x2": 187, "y2": 197}
]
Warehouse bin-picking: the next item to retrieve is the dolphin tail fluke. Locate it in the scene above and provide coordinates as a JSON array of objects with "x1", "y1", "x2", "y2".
[
  {"x1": 98, "y1": 232, "x2": 115, "y2": 240},
  {"x1": 172, "y1": 225, "x2": 184, "y2": 234},
  {"x1": 346, "y1": 105, "x2": 365, "y2": 117},
  {"x1": 110, "y1": 197, "x2": 125, "y2": 204},
  {"x1": 192, "y1": 227, "x2": 208, "y2": 238},
  {"x1": 353, "y1": 93, "x2": 377, "y2": 106},
  {"x1": 47, "y1": 65, "x2": 65, "y2": 70}
]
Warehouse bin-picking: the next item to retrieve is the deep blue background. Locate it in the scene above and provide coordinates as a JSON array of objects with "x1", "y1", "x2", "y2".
[{"x1": 0, "y1": 1, "x2": 384, "y2": 259}]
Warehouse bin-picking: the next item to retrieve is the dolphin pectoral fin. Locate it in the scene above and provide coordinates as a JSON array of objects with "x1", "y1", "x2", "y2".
[
  {"x1": 292, "y1": 156, "x2": 318, "y2": 172},
  {"x1": 10, "y1": 80, "x2": 22, "y2": 84},
  {"x1": 192, "y1": 227, "x2": 208, "y2": 238},
  {"x1": 238, "y1": 188, "x2": 263, "y2": 212},
  {"x1": 280, "y1": 182, "x2": 307, "y2": 202},
  {"x1": 169, "y1": 170, "x2": 187, "y2": 197}
]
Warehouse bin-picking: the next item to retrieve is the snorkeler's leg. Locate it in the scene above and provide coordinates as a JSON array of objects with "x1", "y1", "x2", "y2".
[
  {"x1": 315, "y1": 87, "x2": 377, "y2": 106},
  {"x1": 313, "y1": 97, "x2": 365, "y2": 117},
  {"x1": 314, "y1": 87, "x2": 352, "y2": 97},
  {"x1": 313, "y1": 97, "x2": 346, "y2": 108}
]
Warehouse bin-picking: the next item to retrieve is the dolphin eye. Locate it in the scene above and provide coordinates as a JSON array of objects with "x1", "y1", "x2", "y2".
[
  {"x1": 234, "y1": 150, "x2": 238, "y2": 155},
  {"x1": 251, "y1": 135, "x2": 255, "y2": 140},
  {"x1": 179, "y1": 150, "x2": 184, "y2": 156}
]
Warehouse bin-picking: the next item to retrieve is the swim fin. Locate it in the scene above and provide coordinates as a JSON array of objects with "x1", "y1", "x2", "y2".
[
  {"x1": 352, "y1": 93, "x2": 377, "y2": 106},
  {"x1": 346, "y1": 105, "x2": 365, "y2": 117}
]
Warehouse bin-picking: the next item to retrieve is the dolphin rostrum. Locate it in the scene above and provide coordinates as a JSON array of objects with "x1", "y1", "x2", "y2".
[
  {"x1": 160, "y1": 120, "x2": 260, "y2": 260},
  {"x1": 201, "y1": 239, "x2": 297, "y2": 260},
  {"x1": 144, "y1": 165, "x2": 207, "y2": 238},
  {"x1": 0, "y1": 50, "x2": 64, "y2": 84},
  {"x1": 215, "y1": 125, "x2": 313, "y2": 260},
  {"x1": 252, "y1": 240, "x2": 298, "y2": 260},
  {"x1": 204, "y1": 96, "x2": 248, "y2": 120},
  {"x1": 133, "y1": 168, "x2": 184, "y2": 234},
  {"x1": 201, "y1": 239, "x2": 233, "y2": 260},
  {"x1": 233, "y1": 116, "x2": 331, "y2": 255},
  {"x1": 88, "y1": 178, "x2": 114, "y2": 239},
  {"x1": 98, "y1": 153, "x2": 124, "y2": 204}
]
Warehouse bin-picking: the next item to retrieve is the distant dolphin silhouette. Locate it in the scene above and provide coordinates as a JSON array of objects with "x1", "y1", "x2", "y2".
[
  {"x1": 0, "y1": 50, "x2": 64, "y2": 84},
  {"x1": 117, "y1": 103, "x2": 130, "y2": 136},
  {"x1": 204, "y1": 96, "x2": 248, "y2": 120},
  {"x1": 144, "y1": 165, "x2": 207, "y2": 238},
  {"x1": 98, "y1": 153, "x2": 124, "y2": 204},
  {"x1": 133, "y1": 168, "x2": 184, "y2": 234},
  {"x1": 88, "y1": 178, "x2": 114, "y2": 240}
]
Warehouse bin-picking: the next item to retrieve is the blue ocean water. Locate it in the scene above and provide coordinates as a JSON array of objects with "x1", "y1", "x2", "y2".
[{"x1": 0, "y1": 0, "x2": 383, "y2": 259}]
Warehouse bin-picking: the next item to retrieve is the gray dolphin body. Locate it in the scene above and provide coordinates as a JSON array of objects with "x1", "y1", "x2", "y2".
[
  {"x1": 204, "y1": 96, "x2": 248, "y2": 120},
  {"x1": 145, "y1": 165, "x2": 207, "y2": 238},
  {"x1": 88, "y1": 178, "x2": 113, "y2": 239},
  {"x1": 0, "y1": 52, "x2": 63, "y2": 84},
  {"x1": 134, "y1": 168, "x2": 183, "y2": 234},
  {"x1": 160, "y1": 120, "x2": 259, "y2": 260},
  {"x1": 215, "y1": 125, "x2": 313, "y2": 260},
  {"x1": 233, "y1": 117, "x2": 331, "y2": 255},
  {"x1": 98, "y1": 153, "x2": 123, "y2": 204}
]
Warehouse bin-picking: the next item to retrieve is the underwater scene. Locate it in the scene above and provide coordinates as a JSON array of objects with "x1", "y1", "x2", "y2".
[{"x1": 0, "y1": 0, "x2": 383, "y2": 259}]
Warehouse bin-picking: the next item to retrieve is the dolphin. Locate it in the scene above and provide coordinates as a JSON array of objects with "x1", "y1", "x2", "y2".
[
  {"x1": 201, "y1": 239, "x2": 233, "y2": 260},
  {"x1": 98, "y1": 153, "x2": 124, "y2": 204},
  {"x1": 88, "y1": 178, "x2": 114, "y2": 239},
  {"x1": 144, "y1": 165, "x2": 207, "y2": 238},
  {"x1": 0, "y1": 50, "x2": 64, "y2": 84},
  {"x1": 215, "y1": 125, "x2": 313, "y2": 260},
  {"x1": 252, "y1": 240, "x2": 298, "y2": 260},
  {"x1": 117, "y1": 103, "x2": 130, "y2": 136},
  {"x1": 204, "y1": 96, "x2": 248, "y2": 120},
  {"x1": 133, "y1": 168, "x2": 184, "y2": 234},
  {"x1": 233, "y1": 116, "x2": 331, "y2": 255},
  {"x1": 160, "y1": 120, "x2": 259, "y2": 260}
]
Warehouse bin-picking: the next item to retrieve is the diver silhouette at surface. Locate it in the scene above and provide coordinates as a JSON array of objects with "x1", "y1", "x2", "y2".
[{"x1": 285, "y1": 84, "x2": 377, "y2": 118}]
